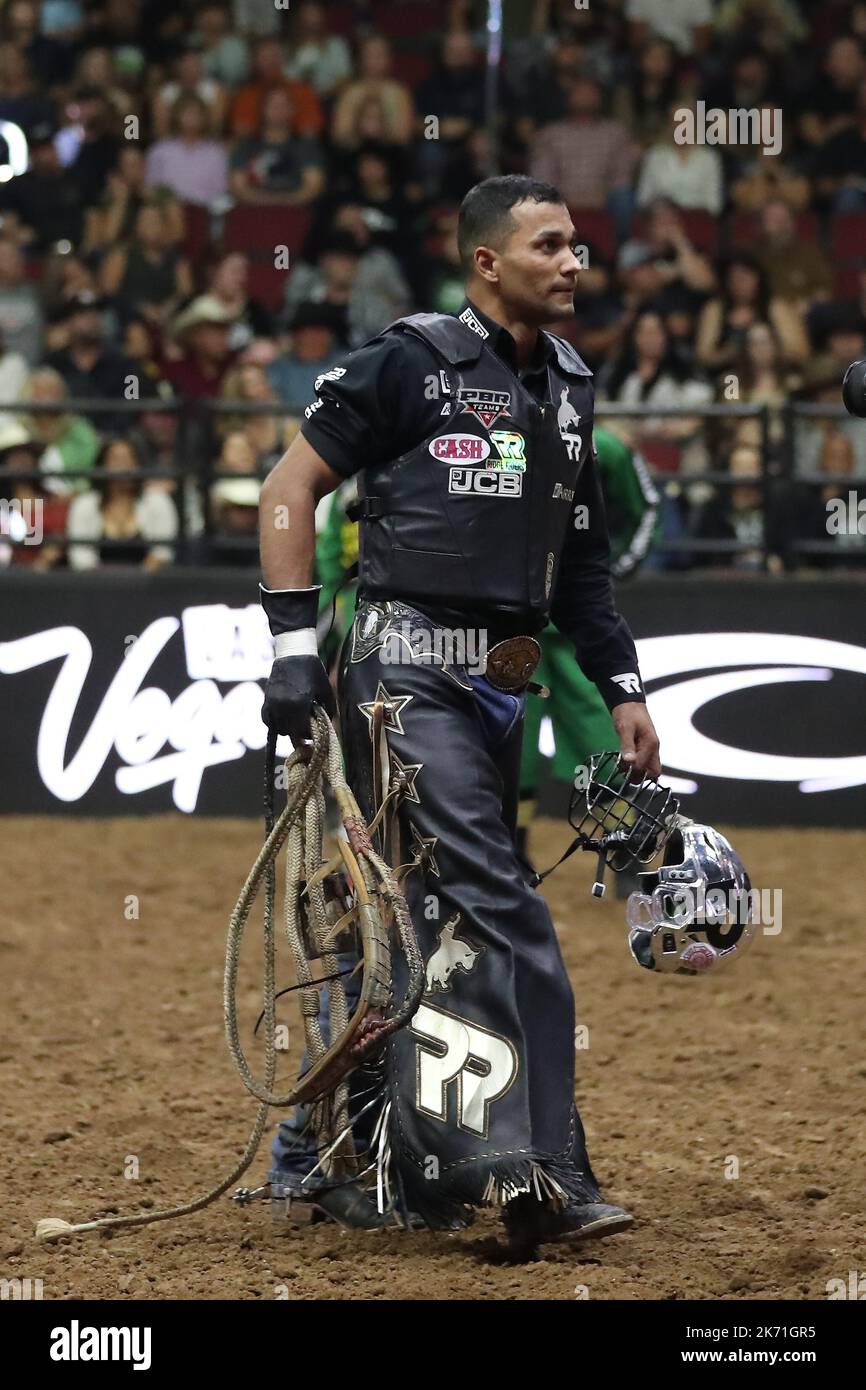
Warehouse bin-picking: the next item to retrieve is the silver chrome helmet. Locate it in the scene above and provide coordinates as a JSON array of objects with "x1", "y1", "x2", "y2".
[{"x1": 626, "y1": 818, "x2": 756, "y2": 975}]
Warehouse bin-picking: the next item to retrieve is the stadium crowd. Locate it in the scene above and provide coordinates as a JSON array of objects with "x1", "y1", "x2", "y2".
[{"x1": 0, "y1": 0, "x2": 865, "y2": 571}]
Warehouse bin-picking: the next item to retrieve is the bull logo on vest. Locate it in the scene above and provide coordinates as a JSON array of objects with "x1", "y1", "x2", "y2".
[
  {"x1": 424, "y1": 913, "x2": 484, "y2": 993},
  {"x1": 411, "y1": 1002, "x2": 518, "y2": 1138},
  {"x1": 557, "y1": 387, "x2": 582, "y2": 460}
]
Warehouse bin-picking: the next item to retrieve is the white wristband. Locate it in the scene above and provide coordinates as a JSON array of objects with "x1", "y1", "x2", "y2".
[{"x1": 274, "y1": 628, "x2": 318, "y2": 659}]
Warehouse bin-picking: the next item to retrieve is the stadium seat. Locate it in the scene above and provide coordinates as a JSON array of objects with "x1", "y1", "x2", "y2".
[
  {"x1": 373, "y1": 1, "x2": 447, "y2": 40},
  {"x1": 635, "y1": 438, "x2": 682, "y2": 472},
  {"x1": 568, "y1": 209, "x2": 616, "y2": 261},
  {"x1": 223, "y1": 206, "x2": 311, "y2": 259},
  {"x1": 246, "y1": 259, "x2": 289, "y2": 312},
  {"x1": 832, "y1": 265, "x2": 864, "y2": 301},
  {"x1": 396, "y1": 50, "x2": 433, "y2": 88},
  {"x1": 831, "y1": 213, "x2": 866, "y2": 260},
  {"x1": 182, "y1": 203, "x2": 212, "y2": 270}
]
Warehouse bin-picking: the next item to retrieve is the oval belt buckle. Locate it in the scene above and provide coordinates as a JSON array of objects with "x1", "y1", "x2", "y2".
[{"x1": 484, "y1": 636, "x2": 542, "y2": 692}]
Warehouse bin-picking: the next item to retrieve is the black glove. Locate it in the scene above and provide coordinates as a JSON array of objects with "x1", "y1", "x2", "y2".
[{"x1": 262, "y1": 654, "x2": 335, "y2": 743}]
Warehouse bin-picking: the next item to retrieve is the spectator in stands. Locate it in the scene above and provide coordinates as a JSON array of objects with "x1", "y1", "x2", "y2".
[
  {"x1": 266, "y1": 301, "x2": 344, "y2": 408},
  {"x1": 0, "y1": 124, "x2": 85, "y2": 255},
  {"x1": 696, "y1": 253, "x2": 809, "y2": 372},
  {"x1": 229, "y1": 88, "x2": 326, "y2": 207},
  {"x1": 284, "y1": 1, "x2": 352, "y2": 100},
  {"x1": 804, "y1": 306, "x2": 866, "y2": 398},
  {"x1": 194, "y1": 3, "x2": 250, "y2": 87},
  {"x1": 510, "y1": 34, "x2": 587, "y2": 147},
  {"x1": 100, "y1": 203, "x2": 193, "y2": 331},
  {"x1": 4, "y1": 0, "x2": 69, "y2": 86},
  {"x1": 229, "y1": 35, "x2": 324, "y2": 140},
  {"x1": 87, "y1": 147, "x2": 183, "y2": 253},
  {"x1": 66, "y1": 436, "x2": 178, "y2": 571},
  {"x1": 152, "y1": 42, "x2": 228, "y2": 139},
  {"x1": 0, "y1": 239, "x2": 44, "y2": 366},
  {"x1": 813, "y1": 76, "x2": 866, "y2": 213},
  {"x1": 44, "y1": 291, "x2": 143, "y2": 425},
  {"x1": 528, "y1": 77, "x2": 638, "y2": 235},
  {"x1": 796, "y1": 431, "x2": 864, "y2": 568},
  {"x1": 206, "y1": 252, "x2": 275, "y2": 350},
  {"x1": 752, "y1": 201, "x2": 833, "y2": 310},
  {"x1": 281, "y1": 227, "x2": 411, "y2": 348},
  {"x1": 145, "y1": 93, "x2": 231, "y2": 209},
  {"x1": 0, "y1": 325, "x2": 29, "y2": 416},
  {"x1": 331, "y1": 35, "x2": 415, "y2": 150},
  {"x1": 704, "y1": 44, "x2": 784, "y2": 112},
  {"x1": 799, "y1": 35, "x2": 866, "y2": 148},
  {"x1": 721, "y1": 320, "x2": 797, "y2": 455},
  {"x1": 0, "y1": 421, "x2": 67, "y2": 570},
  {"x1": 598, "y1": 310, "x2": 714, "y2": 474},
  {"x1": 625, "y1": 0, "x2": 712, "y2": 57},
  {"x1": 0, "y1": 47, "x2": 54, "y2": 138},
  {"x1": 206, "y1": 475, "x2": 261, "y2": 566},
  {"x1": 214, "y1": 426, "x2": 260, "y2": 477},
  {"x1": 420, "y1": 206, "x2": 466, "y2": 316},
  {"x1": 66, "y1": 89, "x2": 121, "y2": 210},
  {"x1": 415, "y1": 32, "x2": 485, "y2": 193},
  {"x1": 685, "y1": 443, "x2": 767, "y2": 571},
  {"x1": 73, "y1": 45, "x2": 139, "y2": 125},
  {"x1": 164, "y1": 294, "x2": 236, "y2": 400},
  {"x1": 636, "y1": 103, "x2": 725, "y2": 214},
  {"x1": 613, "y1": 39, "x2": 682, "y2": 151},
  {"x1": 729, "y1": 104, "x2": 812, "y2": 213},
  {"x1": 569, "y1": 242, "x2": 625, "y2": 368},
  {"x1": 218, "y1": 364, "x2": 286, "y2": 471},
  {"x1": 713, "y1": 0, "x2": 807, "y2": 59},
  {"x1": 21, "y1": 365, "x2": 100, "y2": 492}
]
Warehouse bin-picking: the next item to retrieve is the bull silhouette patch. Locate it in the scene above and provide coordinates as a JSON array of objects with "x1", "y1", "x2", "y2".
[{"x1": 424, "y1": 913, "x2": 484, "y2": 994}]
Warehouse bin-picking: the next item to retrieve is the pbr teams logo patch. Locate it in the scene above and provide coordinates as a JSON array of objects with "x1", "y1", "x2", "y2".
[
  {"x1": 448, "y1": 467, "x2": 522, "y2": 497},
  {"x1": 456, "y1": 387, "x2": 511, "y2": 430},
  {"x1": 429, "y1": 433, "x2": 491, "y2": 462}
]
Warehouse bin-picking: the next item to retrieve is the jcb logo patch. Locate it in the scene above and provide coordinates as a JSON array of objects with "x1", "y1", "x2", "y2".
[
  {"x1": 449, "y1": 468, "x2": 522, "y2": 497},
  {"x1": 411, "y1": 1003, "x2": 517, "y2": 1138}
]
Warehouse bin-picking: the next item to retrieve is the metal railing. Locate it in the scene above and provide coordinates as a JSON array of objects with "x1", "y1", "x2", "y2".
[{"x1": 1, "y1": 398, "x2": 864, "y2": 572}]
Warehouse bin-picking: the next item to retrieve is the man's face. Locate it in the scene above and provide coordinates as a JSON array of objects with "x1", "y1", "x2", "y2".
[
  {"x1": 294, "y1": 325, "x2": 335, "y2": 360},
  {"x1": 479, "y1": 200, "x2": 580, "y2": 325},
  {"x1": 69, "y1": 308, "x2": 103, "y2": 345}
]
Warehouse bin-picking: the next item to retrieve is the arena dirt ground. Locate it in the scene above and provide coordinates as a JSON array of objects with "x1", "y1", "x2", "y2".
[{"x1": 2, "y1": 814, "x2": 864, "y2": 1301}]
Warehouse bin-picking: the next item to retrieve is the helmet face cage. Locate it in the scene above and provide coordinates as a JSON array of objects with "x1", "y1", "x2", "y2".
[
  {"x1": 626, "y1": 822, "x2": 757, "y2": 975},
  {"x1": 568, "y1": 751, "x2": 680, "y2": 872}
]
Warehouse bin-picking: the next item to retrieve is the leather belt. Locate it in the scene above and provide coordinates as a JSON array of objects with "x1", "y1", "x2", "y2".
[{"x1": 484, "y1": 636, "x2": 542, "y2": 693}]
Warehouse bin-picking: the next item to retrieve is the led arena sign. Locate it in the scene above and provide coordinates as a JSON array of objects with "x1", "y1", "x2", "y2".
[
  {"x1": 0, "y1": 605, "x2": 283, "y2": 812},
  {"x1": 639, "y1": 632, "x2": 866, "y2": 794},
  {"x1": 2, "y1": 599, "x2": 866, "y2": 818}
]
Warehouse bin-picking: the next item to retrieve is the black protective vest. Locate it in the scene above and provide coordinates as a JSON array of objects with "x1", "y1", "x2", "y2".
[{"x1": 357, "y1": 311, "x2": 594, "y2": 621}]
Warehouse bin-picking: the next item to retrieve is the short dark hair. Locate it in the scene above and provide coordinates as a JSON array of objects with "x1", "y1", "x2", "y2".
[{"x1": 457, "y1": 175, "x2": 565, "y2": 274}]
